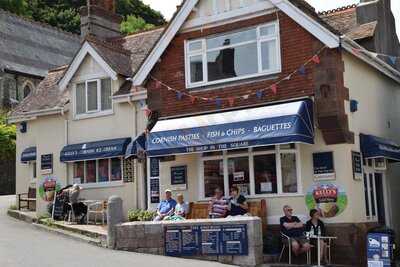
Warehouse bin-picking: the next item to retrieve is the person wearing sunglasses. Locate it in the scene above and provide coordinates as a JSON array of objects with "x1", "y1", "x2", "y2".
[{"x1": 280, "y1": 205, "x2": 311, "y2": 256}]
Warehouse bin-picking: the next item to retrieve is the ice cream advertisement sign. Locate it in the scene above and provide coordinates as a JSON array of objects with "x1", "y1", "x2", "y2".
[
  {"x1": 39, "y1": 176, "x2": 61, "y2": 202},
  {"x1": 306, "y1": 183, "x2": 347, "y2": 218}
]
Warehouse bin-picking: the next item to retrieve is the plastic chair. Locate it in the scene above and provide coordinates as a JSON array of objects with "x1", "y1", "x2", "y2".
[{"x1": 87, "y1": 201, "x2": 107, "y2": 225}]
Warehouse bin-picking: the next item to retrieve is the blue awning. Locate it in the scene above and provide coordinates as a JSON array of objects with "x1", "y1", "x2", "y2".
[
  {"x1": 360, "y1": 134, "x2": 400, "y2": 161},
  {"x1": 125, "y1": 133, "x2": 146, "y2": 158},
  {"x1": 147, "y1": 100, "x2": 314, "y2": 156},
  {"x1": 21, "y1": 147, "x2": 37, "y2": 162},
  {"x1": 60, "y1": 138, "x2": 131, "y2": 162}
]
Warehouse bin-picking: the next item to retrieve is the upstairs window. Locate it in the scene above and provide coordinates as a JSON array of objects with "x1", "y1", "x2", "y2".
[
  {"x1": 75, "y1": 78, "x2": 112, "y2": 118},
  {"x1": 185, "y1": 21, "x2": 281, "y2": 88}
]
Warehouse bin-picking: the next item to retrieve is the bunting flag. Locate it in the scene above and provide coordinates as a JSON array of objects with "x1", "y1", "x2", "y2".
[
  {"x1": 139, "y1": 99, "x2": 146, "y2": 108},
  {"x1": 298, "y1": 65, "x2": 306, "y2": 75},
  {"x1": 148, "y1": 45, "x2": 327, "y2": 108},
  {"x1": 389, "y1": 56, "x2": 397, "y2": 65},
  {"x1": 144, "y1": 108, "x2": 152, "y2": 118},
  {"x1": 351, "y1": 47, "x2": 400, "y2": 66}
]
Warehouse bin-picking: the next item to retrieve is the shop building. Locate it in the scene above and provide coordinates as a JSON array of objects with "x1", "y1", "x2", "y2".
[
  {"x1": 9, "y1": 0, "x2": 163, "y2": 217},
  {"x1": 127, "y1": 0, "x2": 400, "y2": 265}
]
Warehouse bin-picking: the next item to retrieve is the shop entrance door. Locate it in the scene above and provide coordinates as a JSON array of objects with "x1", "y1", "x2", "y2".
[{"x1": 363, "y1": 166, "x2": 389, "y2": 226}]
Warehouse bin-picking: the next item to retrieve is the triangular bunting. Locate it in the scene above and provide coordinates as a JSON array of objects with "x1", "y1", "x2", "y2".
[
  {"x1": 176, "y1": 91, "x2": 183, "y2": 100},
  {"x1": 190, "y1": 95, "x2": 196, "y2": 104},
  {"x1": 352, "y1": 48, "x2": 361, "y2": 55},
  {"x1": 215, "y1": 98, "x2": 222, "y2": 108},
  {"x1": 256, "y1": 90, "x2": 263, "y2": 99},
  {"x1": 228, "y1": 97, "x2": 235, "y2": 107},
  {"x1": 242, "y1": 95, "x2": 250, "y2": 100},
  {"x1": 298, "y1": 65, "x2": 306, "y2": 75},
  {"x1": 155, "y1": 80, "x2": 162, "y2": 89},
  {"x1": 312, "y1": 55, "x2": 320, "y2": 64},
  {"x1": 144, "y1": 108, "x2": 152, "y2": 118},
  {"x1": 271, "y1": 84, "x2": 278, "y2": 95},
  {"x1": 389, "y1": 56, "x2": 397, "y2": 65}
]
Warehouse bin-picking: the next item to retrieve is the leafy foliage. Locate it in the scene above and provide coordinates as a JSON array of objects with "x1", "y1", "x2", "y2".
[
  {"x1": 0, "y1": 113, "x2": 16, "y2": 161},
  {"x1": 128, "y1": 209, "x2": 156, "y2": 222},
  {"x1": 121, "y1": 15, "x2": 155, "y2": 35},
  {"x1": 0, "y1": 0, "x2": 165, "y2": 34}
]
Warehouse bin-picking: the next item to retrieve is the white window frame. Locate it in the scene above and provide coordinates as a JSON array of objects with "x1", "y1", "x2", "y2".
[
  {"x1": 184, "y1": 21, "x2": 281, "y2": 89},
  {"x1": 72, "y1": 157, "x2": 124, "y2": 188},
  {"x1": 73, "y1": 77, "x2": 113, "y2": 120},
  {"x1": 199, "y1": 144, "x2": 302, "y2": 200}
]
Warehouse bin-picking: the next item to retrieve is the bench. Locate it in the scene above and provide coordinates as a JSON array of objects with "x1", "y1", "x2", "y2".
[
  {"x1": 18, "y1": 187, "x2": 36, "y2": 211},
  {"x1": 187, "y1": 199, "x2": 267, "y2": 232}
]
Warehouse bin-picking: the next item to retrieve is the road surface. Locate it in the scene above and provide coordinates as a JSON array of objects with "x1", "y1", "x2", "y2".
[{"x1": 0, "y1": 195, "x2": 232, "y2": 267}]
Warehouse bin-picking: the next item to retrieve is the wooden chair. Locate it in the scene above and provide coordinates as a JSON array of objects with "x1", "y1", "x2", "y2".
[
  {"x1": 18, "y1": 187, "x2": 36, "y2": 211},
  {"x1": 87, "y1": 201, "x2": 107, "y2": 225}
]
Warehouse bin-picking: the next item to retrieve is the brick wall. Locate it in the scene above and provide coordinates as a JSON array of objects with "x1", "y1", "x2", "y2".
[{"x1": 147, "y1": 12, "x2": 332, "y2": 119}]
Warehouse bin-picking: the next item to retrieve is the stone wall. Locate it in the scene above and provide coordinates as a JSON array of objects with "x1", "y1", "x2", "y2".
[{"x1": 114, "y1": 217, "x2": 263, "y2": 267}]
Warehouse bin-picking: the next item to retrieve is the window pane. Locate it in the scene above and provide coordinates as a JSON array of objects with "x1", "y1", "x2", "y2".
[
  {"x1": 73, "y1": 162, "x2": 84, "y2": 184},
  {"x1": 87, "y1": 81, "x2": 98, "y2": 111},
  {"x1": 253, "y1": 145, "x2": 275, "y2": 152},
  {"x1": 206, "y1": 28, "x2": 257, "y2": 49},
  {"x1": 261, "y1": 40, "x2": 277, "y2": 71},
  {"x1": 280, "y1": 143, "x2": 296, "y2": 150},
  {"x1": 101, "y1": 79, "x2": 112, "y2": 111},
  {"x1": 188, "y1": 40, "x2": 202, "y2": 52},
  {"x1": 98, "y1": 159, "x2": 109, "y2": 182},
  {"x1": 204, "y1": 160, "x2": 224, "y2": 198},
  {"x1": 207, "y1": 42, "x2": 258, "y2": 82},
  {"x1": 369, "y1": 173, "x2": 376, "y2": 216},
  {"x1": 190, "y1": 55, "x2": 203, "y2": 83},
  {"x1": 281, "y1": 153, "x2": 298, "y2": 193},
  {"x1": 111, "y1": 158, "x2": 122, "y2": 181},
  {"x1": 254, "y1": 154, "x2": 277, "y2": 194},
  {"x1": 76, "y1": 83, "x2": 86, "y2": 114},
  {"x1": 364, "y1": 173, "x2": 370, "y2": 217},
  {"x1": 86, "y1": 161, "x2": 97, "y2": 183},
  {"x1": 260, "y1": 24, "x2": 276, "y2": 36},
  {"x1": 228, "y1": 157, "x2": 250, "y2": 196}
]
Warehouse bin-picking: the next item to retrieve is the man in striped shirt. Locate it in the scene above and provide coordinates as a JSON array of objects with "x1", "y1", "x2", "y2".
[{"x1": 208, "y1": 188, "x2": 229, "y2": 218}]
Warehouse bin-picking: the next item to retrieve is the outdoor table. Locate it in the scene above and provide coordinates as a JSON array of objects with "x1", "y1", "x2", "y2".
[{"x1": 308, "y1": 235, "x2": 337, "y2": 266}]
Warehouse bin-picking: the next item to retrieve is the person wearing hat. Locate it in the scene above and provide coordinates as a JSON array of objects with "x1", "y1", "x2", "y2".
[{"x1": 154, "y1": 189, "x2": 177, "y2": 221}]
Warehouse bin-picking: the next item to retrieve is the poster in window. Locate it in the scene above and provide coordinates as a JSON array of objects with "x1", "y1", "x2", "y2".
[
  {"x1": 41, "y1": 154, "x2": 53, "y2": 174},
  {"x1": 150, "y1": 158, "x2": 160, "y2": 178},
  {"x1": 171, "y1": 166, "x2": 187, "y2": 190},
  {"x1": 305, "y1": 182, "x2": 348, "y2": 218},
  {"x1": 352, "y1": 151, "x2": 363, "y2": 180},
  {"x1": 39, "y1": 176, "x2": 62, "y2": 202},
  {"x1": 313, "y1": 152, "x2": 335, "y2": 180}
]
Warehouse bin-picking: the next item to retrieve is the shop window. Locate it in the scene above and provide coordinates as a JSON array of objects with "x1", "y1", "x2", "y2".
[
  {"x1": 228, "y1": 157, "x2": 250, "y2": 195},
  {"x1": 281, "y1": 153, "x2": 298, "y2": 193},
  {"x1": 73, "y1": 158, "x2": 122, "y2": 184},
  {"x1": 203, "y1": 159, "x2": 224, "y2": 198},
  {"x1": 254, "y1": 154, "x2": 277, "y2": 194},
  {"x1": 201, "y1": 144, "x2": 300, "y2": 198},
  {"x1": 75, "y1": 78, "x2": 112, "y2": 118},
  {"x1": 86, "y1": 160, "x2": 97, "y2": 183},
  {"x1": 185, "y1": 21, "x2": 281, "y2": 88},
  {"x1": 111, "y1": 158, "x2": 122, "y2": 181}
]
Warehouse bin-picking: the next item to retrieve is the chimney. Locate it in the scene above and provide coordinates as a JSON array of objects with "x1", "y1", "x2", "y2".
[
  {"x1": 356, "y1": 0, "x2": 400, "y2": 69},
  {"x1": 80, "y1": 0, "x2": 122, "y2": 40}
]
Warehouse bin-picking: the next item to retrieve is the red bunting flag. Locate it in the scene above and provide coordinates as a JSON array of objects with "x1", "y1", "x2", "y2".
[
  {"x1": 352, "y1": 48, "x2": 360, "y2": 55},
  {"x1": 271, "y1": 84, "x2": 278, "y2": 95},
  {"x1": 228, "y1": 97, "x2": 235, "y2": 107},
  {"x1": 155, "y1": 80, "x2": 162, "y2": 89},
  {"x1": 312, "y1": 55, "x2": 320, "y2": 64},
  {"x1": 190, "y1": 95, "x2": 196, "y2": 104},
  {"x1": 144, "y1": 108, "x2": 152, "y2": 118}
]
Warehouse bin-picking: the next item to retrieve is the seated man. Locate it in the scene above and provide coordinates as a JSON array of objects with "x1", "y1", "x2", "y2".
[
  {"x1": 280, "y1": 205, "x2": 311, "y2": 256},
  {"x1": 154, "y1": 189, "x2": 177, "y2": 221},
  {"x1": 208, "y1": 188, "x2": 229, "y2": 218}
]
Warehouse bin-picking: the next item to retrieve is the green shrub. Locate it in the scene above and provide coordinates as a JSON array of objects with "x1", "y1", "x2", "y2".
[
  {"x1": 128, "y1": 209, "x2": 156, "y2": 222},
  {"x1": 9, "y1": 204, "x2": 17, "y2": 210}
]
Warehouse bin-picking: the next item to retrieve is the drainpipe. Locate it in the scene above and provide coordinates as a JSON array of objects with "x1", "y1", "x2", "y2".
[
  {"x1": 63, "y1": 107, "x2": 69, "y2": 186},
  {"x1": 128, "y1": 98, "x2": 141, "y2": 209}
]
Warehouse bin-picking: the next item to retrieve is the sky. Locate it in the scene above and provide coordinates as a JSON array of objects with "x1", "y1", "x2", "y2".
[{"x1": 142, "y1": 0, "x2": 400, "y2": 37}]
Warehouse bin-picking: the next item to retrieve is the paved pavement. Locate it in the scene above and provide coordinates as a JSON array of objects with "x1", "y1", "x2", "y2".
[{"x1": 0, "y1": 195, "x2": 232, "y2": 267}]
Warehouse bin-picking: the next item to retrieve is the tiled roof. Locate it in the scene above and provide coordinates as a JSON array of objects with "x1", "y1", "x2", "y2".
[
  {"x1": 10, "y1": 28, "x2": 164, "y2": 116},
  {"x1": 10, "y1": 67, "x2": 69, "y2": 117},
  {"x1": 0, "y1": 9, "x2": 80, "y2": 77}
]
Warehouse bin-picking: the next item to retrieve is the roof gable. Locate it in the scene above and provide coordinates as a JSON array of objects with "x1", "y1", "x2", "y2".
[
  {"x1": 59, "y1": 41, "x2": 118, "y2": 90},
  {"x1": 130, "y1": 0, "x2": 340, "y2": 86}
]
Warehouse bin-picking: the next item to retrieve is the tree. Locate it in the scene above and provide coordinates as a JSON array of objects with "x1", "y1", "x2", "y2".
[
  {"x1": 121, "y1": 15, "x2": 155, "y2": 35},
  {"x1": 0, "y1": 114, "x2": 16, "y2": 161},
  {"x1": 0, "y1": 0, "x2": 165, "y2": 34}
]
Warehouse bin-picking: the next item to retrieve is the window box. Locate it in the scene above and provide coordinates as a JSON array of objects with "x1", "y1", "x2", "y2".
[{"x1": 185, "y1": 21, "x2": 281, "y2": 88}]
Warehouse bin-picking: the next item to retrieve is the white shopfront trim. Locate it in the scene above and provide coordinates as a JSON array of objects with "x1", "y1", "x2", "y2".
[{"x1": 198, "y1": 144, "x2": 302, "y2": 200}]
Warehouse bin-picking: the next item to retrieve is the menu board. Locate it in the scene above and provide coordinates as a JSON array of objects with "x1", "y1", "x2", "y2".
[
  {"x1": 171, "y1": 166, "x2": 187, "y2": 185},
  {"x1": 150, "y1": 178, "x2": 160, "y2": 203},
  {"x1": 313, "y1": 152, "x2": 335, "y2": 180},
  {"x1": 352, "y1": 151, "x2": 363, "y2": 180},
  {"x1": 52, "y1": 194, "x2": 64, "y2": 220},
  {"x1": 41, "y1": 154, "x2": 53, "y2": 174},
  {"x1": 150, "y1": 158, "x2": 160, "y2": 178},
  {"x1": 165, "y1": 224, "x2": 248, "y2": 257}
]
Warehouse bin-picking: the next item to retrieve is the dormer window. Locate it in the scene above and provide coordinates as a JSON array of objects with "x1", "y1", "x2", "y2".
[
  {"x1": 74, "y1": 78, "x2": 112, "y2": 118},
  {"x1": 185, "y1": 21, "x2": 281, "y2": 88}
]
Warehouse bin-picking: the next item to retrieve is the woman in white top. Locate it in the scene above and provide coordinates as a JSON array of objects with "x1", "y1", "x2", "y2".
[{"x1": 165, "y1": 194, "x2": 189, "y2": 221}]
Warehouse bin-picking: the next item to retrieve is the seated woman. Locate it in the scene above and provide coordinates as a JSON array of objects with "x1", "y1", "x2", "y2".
[
  {"x1": 67, "y1": 184, "x2": 87, "y2": 224},
  {"x1": 165, "y1": 194, "x2": 189, "y2": 221},
  {"x1": 306, "y1": 209, "x2": 328, "y2": 263},
  {"x1": 228, "y1": 186, "x2": 248, "y2": 216}
]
